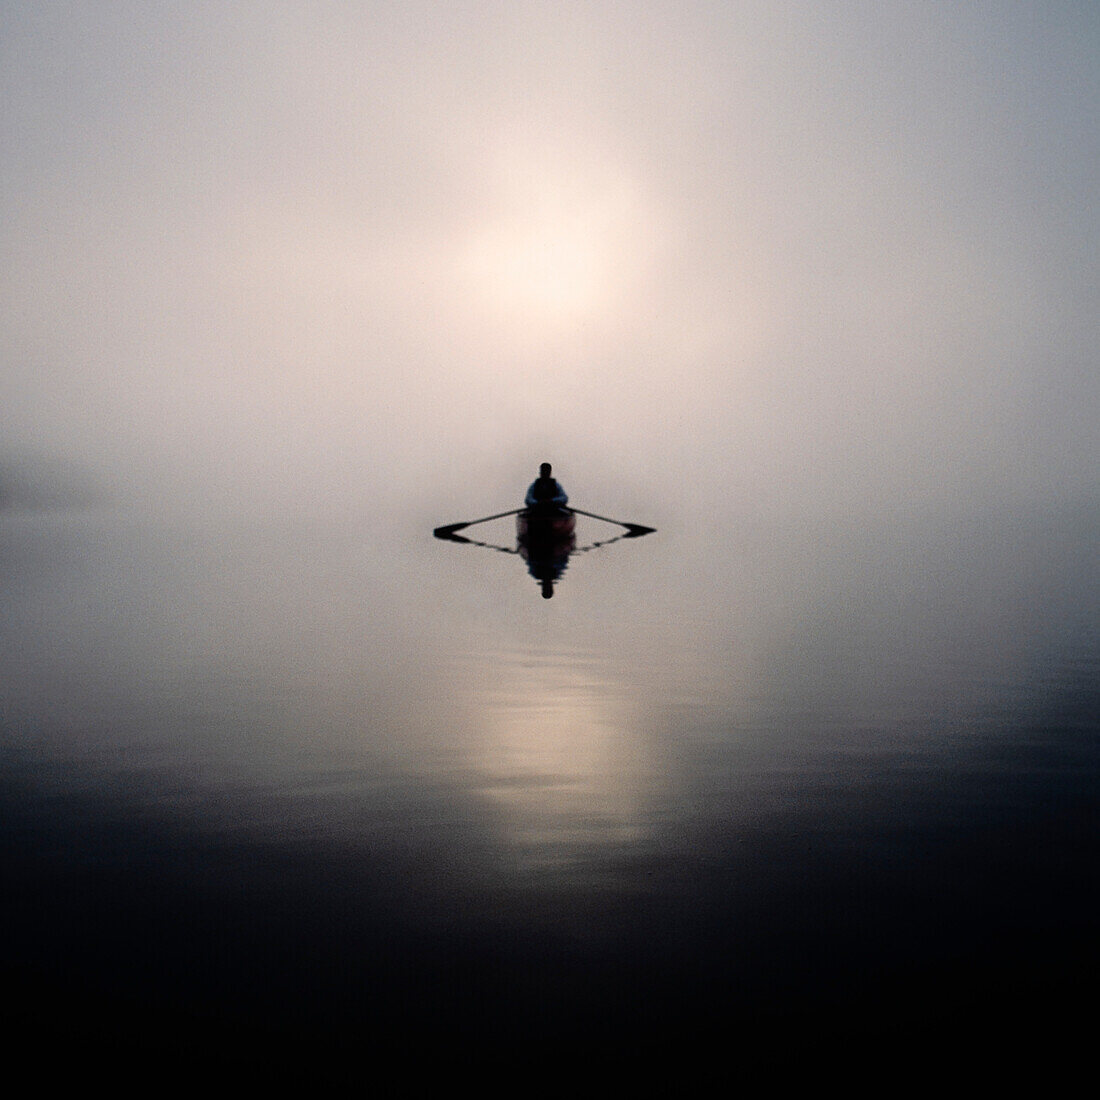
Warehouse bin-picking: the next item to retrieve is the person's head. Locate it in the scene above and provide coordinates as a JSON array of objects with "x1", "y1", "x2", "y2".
[
  {"x1": 539, "y1": 462, "x2": 552, "y2": 478},
  {"x1": 541, "y1": 579, "x2": 554, "y2": 598}
]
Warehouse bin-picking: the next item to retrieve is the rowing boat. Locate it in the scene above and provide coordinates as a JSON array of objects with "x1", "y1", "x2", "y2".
[
  {"x1": 516, "y1": 509, "x2": 576, "y2": 543},
  {"x1": 432, "y1": 503, "x2": 650, "y2": 600}
]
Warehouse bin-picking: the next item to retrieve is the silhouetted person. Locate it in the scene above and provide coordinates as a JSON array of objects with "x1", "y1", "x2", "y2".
[{"x1": 525, "y1": 462, "x2": 568, "y2": 513}]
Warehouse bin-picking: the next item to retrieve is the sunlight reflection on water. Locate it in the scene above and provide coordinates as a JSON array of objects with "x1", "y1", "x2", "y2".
[{"x1": 444, "y1": 647, "x2": 662, "y2": 867}]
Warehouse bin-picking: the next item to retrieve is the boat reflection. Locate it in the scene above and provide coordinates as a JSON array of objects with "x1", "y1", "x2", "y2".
[
  {"x1": 433, "y1": 508, "x2": 655, "y2": 598},
  {"x1": 517, "y1": 511, "x2": 575, "y2": 598}
]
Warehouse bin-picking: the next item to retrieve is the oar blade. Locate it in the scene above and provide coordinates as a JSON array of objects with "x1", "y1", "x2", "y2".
[{"x1": 433, "y1": 522, "x2": 470, "y2": 539}]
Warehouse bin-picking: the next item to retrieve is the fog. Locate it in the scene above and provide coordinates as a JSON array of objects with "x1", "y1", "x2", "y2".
[
  {"x1": 3, "y1": 1, "x2": 1095, "y2": 530},
  {"x1": 3, "y1": 6, "x2": 1100, "y2": 1076}
]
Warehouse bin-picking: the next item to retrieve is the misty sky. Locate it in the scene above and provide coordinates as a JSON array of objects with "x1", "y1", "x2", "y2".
[{"x1": 2, "y1": 1, "x2": 1097, "y2": 524}]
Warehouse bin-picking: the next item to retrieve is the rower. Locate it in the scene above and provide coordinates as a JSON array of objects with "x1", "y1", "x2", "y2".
[{"x1": 524, "y1": 462, "x2": 569, "y2": 514}]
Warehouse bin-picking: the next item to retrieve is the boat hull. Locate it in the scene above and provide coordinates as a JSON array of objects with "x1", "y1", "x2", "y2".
[{"x1": 516, "y1": 510, "x2": 576, "y2": 543}]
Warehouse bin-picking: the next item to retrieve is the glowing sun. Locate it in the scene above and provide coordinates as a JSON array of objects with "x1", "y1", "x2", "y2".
[
  {"x1": 464, "y1": 215, "x2": 603, "y2": 320},
  {"x1": 458, "y1": 150, "x2": 646, "y2": 330}
]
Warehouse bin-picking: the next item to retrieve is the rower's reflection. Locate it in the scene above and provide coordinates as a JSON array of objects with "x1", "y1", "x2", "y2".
[{"x1": 516, "y1": 510, "x2": 576, "y2": 599}]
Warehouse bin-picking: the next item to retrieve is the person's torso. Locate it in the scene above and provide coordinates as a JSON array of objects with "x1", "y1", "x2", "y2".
[{"x1": 531, "y1": 477, "x2": 560, "y2": 500}]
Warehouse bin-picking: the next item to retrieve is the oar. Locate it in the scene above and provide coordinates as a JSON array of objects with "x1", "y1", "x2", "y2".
[
  {"x1": 566, "y1": 507, "x2": 656, "y2": 538},
  {"x1": 433, "y1": 507, "x2": 525, "y2": 539}
]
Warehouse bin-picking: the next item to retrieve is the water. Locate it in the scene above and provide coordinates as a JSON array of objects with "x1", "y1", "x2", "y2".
[{"x1": 2, "y1": 495, "x2": 1096, "y2": 1075}]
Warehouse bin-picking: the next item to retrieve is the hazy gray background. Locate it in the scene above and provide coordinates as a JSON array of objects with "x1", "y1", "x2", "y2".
[
  {"x1": 3, "y1": 0, "x2": 1095, "y2": 913},
  {"x1": 2, "y1": 4, "x2": 1098, "y2": 1070},
  {"x1": 3, "y1": 1, "x2": 1096, "y2": 530}
]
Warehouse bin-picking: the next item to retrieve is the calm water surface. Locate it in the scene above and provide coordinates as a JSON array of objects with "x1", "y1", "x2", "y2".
[{"x1": 2, "y1": 499, "x2": 1097, "y2": 1070}]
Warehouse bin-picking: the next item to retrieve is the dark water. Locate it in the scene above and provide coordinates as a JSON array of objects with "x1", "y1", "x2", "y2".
[{"x1": 2, "y1": 499, "x2": 1097, "y2": 1079}]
